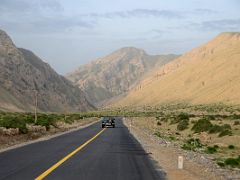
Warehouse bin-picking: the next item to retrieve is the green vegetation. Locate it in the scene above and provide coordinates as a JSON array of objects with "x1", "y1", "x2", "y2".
[
  {"x1": 191, "y1": 118, "x2": 232, "y2": 137},
  {"x1": 208, "y1": 124, "x2": 224, "y2": 134},
  {"x1": 218, "y1": 156, "x2": 240, "y2": 168},
  {"x1": 170, "y1": 112, "x2": 190, "y2": 124},
  {"x1": 154, "y1": 131, "x2": 177, "y2": 141},
  {"x1": 217, "y1": 161, "x2": 225, "y2": 167},
  {"x1": 181, "y1": 138, "x2": 203, "y2": 151},
  {"x1": 225, "y1": 157, "x2": 240, "y2": 168},
  {"x1": 209, "y1": 124, "x2": 232, "y2": 136},
  {"x1": 102, "y1": 104, "x2": 240, "y2": 170},
  {"x1": 219, "y1": 129, "x2": 232, "y2": 137},
  {"x1": 154, "y1": 131, "x2": 162, "y2": 138},
  {"x1": 177, "y1": 112, "x2": 190, "y2": 120},
  {"x1": 177, "y1": 119, "x2": 189, "y2": 131},
  {"x1": 191, "y1": 118, "x2": 212, "y2": 133},
  {"x1": 234, "y1": 121, "x2": 240, "y2": 125},
  {"x1": 228, "y1": 145, "x2": 235, "y2": 149},
  {"x1": 156, "y1": 121, "x2": 162, "y2": 126},
  {"x1": 0, "y1": 115, "x2": 28, "y2": 134},
  {"x1": 0, "y1": 111, "x2": 104, "y2": 134},
  {"x1": 156, "y1": 116, "x2": 168, "y2": 122},
  {"x1": 232, "y1": 114, "x2": 240, "y2": 120},
  {"x1": 206, "y1": 145, "x2": 219, "y2": 154}
]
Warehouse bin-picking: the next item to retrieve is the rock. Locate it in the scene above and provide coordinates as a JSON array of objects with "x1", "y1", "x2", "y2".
[
  {"x1": 0, "y1": 127, "x2": 19, "y2": 135},
  {"x1": 26, "y1": 124, "x2": 46, "y2": 133}
]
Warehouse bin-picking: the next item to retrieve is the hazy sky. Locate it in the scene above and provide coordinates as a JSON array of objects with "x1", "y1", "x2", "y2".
[{"x1": 0, "y1": 0, "x2": 239, "y2": 74}]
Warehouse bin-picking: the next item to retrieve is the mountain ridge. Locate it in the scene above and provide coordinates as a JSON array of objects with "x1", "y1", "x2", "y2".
[
  {"x1": 66, "y1": 47, "x2": 179, "y2": 106},
  {"x1": 0, "y1": 29, "x2": 94, "y2": 112},
  {"x1": 114, "y1": 32, "x2": 240, "y2": 107}
]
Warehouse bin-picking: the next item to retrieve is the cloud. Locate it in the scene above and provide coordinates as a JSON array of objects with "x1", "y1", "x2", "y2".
[
  {"x1": 170, "y1": 18, "x2": 240, "y2": 32},
  {"x1": 0, "y1": 0, "x2": 63, "y2": 14},
  {"x1": 0, "y1": 17, "x2": 95, "y2": 34},
  {"x1": 152, "y1": 29, "x2": 166, "y2": 34},
  {"x1": 193, "y1": 8, "x2": 218, "y2": 15},
  {"x1": 88, "y1": 9, "x2": 184, "y2": 19},
  {"x1": 127, "y1": 9, "x2": 183, "y2": 18},
  {"x1": 30, "y1": 18, "x2": 95, "y2": 33},
  {"x1": 201, "y1": 19, "x2": 240, "y2": 31},
  {"x1": 87, "y1": 8, "x2": 218, "y2": 20},
  {"x1": 0, "y1": 0, "x2": 94, "y2": 34}
]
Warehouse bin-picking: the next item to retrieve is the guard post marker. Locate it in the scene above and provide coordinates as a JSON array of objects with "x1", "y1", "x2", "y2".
[{"x1": 178, "y1": 155, "x2": 184, "y2": 169}]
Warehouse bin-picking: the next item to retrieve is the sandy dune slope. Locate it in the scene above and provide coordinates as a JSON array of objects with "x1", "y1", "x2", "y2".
[{"x1": 116, "y1": 32, "x2": 240, "y2": 106}]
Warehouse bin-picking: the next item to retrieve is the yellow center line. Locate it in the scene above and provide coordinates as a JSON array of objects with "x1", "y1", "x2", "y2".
[{"x1": 35, "y1": 128, "x2": 106, "y2": 180}]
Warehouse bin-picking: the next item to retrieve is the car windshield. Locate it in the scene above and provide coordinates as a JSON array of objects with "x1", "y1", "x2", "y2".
[{"x1": 102, "y1": 117, "x2": 110, "y2": 122}]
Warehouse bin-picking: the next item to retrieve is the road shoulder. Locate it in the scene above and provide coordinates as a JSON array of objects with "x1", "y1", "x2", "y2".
[{"x1": 123, "y1": 117, "x2": 227, "y2": 180}]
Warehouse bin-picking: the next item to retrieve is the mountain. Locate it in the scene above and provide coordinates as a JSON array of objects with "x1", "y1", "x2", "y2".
[
  {"x1": 0, "y1": 29, "x2": 94, "y2": 112},
  {"x1": 115, "y1": 32, "x2": 240, "y2": 106},
  {"x1": 66, "y1": 47, "x2": 178, "y2": 106}
]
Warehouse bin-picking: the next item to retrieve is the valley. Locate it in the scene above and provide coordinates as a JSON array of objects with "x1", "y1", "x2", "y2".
[{"x1": 0, "y1": 29, "x2": 240, "y2": 179}]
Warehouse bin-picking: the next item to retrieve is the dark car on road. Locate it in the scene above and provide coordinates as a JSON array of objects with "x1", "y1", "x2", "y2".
[{"x1": 101, "y1": 117, "x2": 115, "y2": 128}]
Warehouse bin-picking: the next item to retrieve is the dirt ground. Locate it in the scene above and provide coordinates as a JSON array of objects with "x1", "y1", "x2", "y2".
[{"x1": 123, "y1": 117, "x2": 240, "y2": 180}]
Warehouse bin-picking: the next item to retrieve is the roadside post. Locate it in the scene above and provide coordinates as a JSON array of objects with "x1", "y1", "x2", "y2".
[
  {"x1": 130, "y1": 118, "x2": 132, "y2": 132},
  {"x1": 34, "y1": 90, "x2": 38, "y2": 124},
  {"x1": 178, "y1": 155, "x2": 184, "y2": 169}
]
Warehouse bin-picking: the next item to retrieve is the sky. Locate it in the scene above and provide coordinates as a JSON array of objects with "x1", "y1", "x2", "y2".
[{"x1": 0, "y1": 0, "x2": 240, "y2": 74}]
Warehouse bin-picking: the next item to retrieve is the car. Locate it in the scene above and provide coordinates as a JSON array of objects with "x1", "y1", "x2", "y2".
[{"x1": 101, "y1": 117, "x2": 115, "y2": 128}]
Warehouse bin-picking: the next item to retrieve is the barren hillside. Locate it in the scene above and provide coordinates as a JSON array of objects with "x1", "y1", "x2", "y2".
[
  {"x1": 0, "y1": 29, "x2": 94, "y2": 112},
  {"x1": 115, "y1": 32, "x2": 240, "y2": 106},
  {"x1": 67, "y1": 47, "x2": 178, "y2": 106}
]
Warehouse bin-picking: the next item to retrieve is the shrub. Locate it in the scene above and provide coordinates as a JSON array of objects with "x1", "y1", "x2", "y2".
[
  {"x1": 217, "y1": 161, "x2": 225, "y2": 167},
  {"x1": 177, "y1": 119, "x2": 189, "y2": 131},
  {"x1": 232, "y1": 114, "x2": 240, "y2": 120},
  {"x1": 228, "y1": 145, "x2": 235, "y2": 149},
  {"x1": 177, "y1": 112, "x2": 190, "y2": 120},
  {"x1": 0, "y1": 115, "x2": 28, "y2": 134},
  {"x1": 170, "y1": 112, "x2": 189, "y2": 124},
  {"x1": 36, "y1": 114, "x2": 56, "y2": 130},
  {"x1": 207, "y1": 115, "x2": 216, "y2": 120},
  {"x1": 208, "y1": 124, "x2": 223, "y2": 134},
  {"x1": 222, "y1": 124, "x2": 231, "y2": 130},
  {"x1": 206, "y1": 146, "x2": 218, "y2": 154},
  {"x1": 169, "y1": 136, "x2": 176, "y2": 141},
  {"x1": 191, "y1": 118, "x2": 212, "y2": 133},
  {"x1": 219, "y1": 129, "x2": 232, "y2": 137},
  {"x1": 220, "y1": 156, "x2": 240, "y2": 168},
  {"x1": 234, "y1": 121, "x2": 240, "y2": 125},
  {"x1": 160, "y1": 117, "x2": 168, "y2": 122},
  {"x1": 181, "y1": 138, "x2": 203, "y2": 151},
  {"x1": 208, "y1": 123, "x2": 232, "y2": 136},
  {"x1": 154, "y1": 131, "x2": 162, "y2": 138},
  {"x1": 191, "y1": 120, "x2": 196, "y2": 124},
  {"x1": 224, "y1": 158, "x2": 239, "y2": 167}
]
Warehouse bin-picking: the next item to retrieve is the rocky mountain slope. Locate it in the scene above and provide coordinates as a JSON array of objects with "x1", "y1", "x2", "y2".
[
  {"x1": 66, "y1": 47, "x2": 178, "y2": 106},
  {"x1": 0, "y1": 29, "x2": 94, "y2": 112},
  {"x1": 115, "y1": 32, "x2": 240, "y2": 106}
]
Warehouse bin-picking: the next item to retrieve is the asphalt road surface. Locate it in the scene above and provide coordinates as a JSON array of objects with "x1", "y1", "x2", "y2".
[{"x1": 0, "y1": 118, "x2": 165, "y2": 180}]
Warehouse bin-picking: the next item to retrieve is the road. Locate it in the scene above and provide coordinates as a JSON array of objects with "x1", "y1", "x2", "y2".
[{"x1": 0, "y1": 118, "x2": 165, "y2": 180}]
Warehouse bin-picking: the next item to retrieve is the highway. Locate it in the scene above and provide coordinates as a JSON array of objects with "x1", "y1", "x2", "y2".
[{"x1": 0, "y1": 118, "x2": 165, "y2": 180}]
